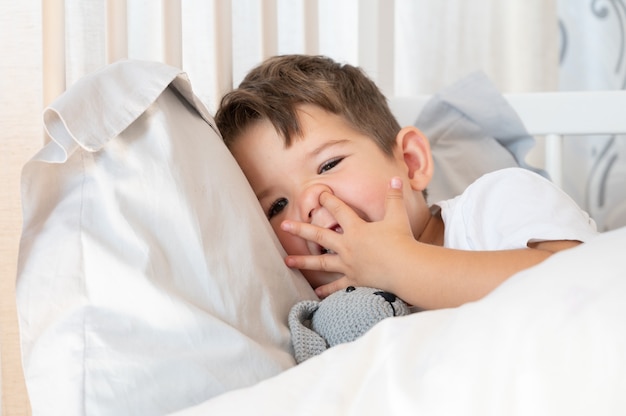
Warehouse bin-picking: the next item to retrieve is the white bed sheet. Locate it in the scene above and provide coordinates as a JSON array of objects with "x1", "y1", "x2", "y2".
[{"x1": 172, "y1": 226, "x2": 626, "y2": 415}]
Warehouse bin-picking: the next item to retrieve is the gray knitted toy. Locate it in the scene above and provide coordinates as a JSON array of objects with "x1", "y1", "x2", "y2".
[{"x1": 289, "y1": 286, "x2": 410, "y2": 363}]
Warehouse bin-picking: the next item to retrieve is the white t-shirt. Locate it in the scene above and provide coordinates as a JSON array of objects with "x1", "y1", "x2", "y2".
[{"x1": 435, "y1": 168, "x2": 598, "y2": 250}]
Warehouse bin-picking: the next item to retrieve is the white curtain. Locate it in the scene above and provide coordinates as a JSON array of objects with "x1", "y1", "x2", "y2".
[
  {"x1": 559, "y1": 0, "x2": 626, "y2": 231},
  {"x1": 394, "y1": 0, "x2": 558, "y2": 94}
]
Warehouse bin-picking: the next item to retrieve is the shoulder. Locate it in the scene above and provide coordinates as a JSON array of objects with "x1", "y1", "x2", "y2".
[
  {"x1": 460, "y1": 167, "x2": 588, "y2": 221},
  {"x1": 468, "y1": 167, "x2": 552, "y2": 191},
  {"x1": 442, "y1": 167, "x2": 553, "y2": 212},
  {"x1": 437, "y1": 167, "x2": 597, "y2": 250}
]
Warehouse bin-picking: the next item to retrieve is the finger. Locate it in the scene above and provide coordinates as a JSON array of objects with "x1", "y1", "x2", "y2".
[
  {"x1": 285, "y1": 253, "x2": 343, "y2": 273},
  {"x1": 281, "y1": 220, "x2": 340, "y2": 249},
  {"x1": 384, "y1": 176, "x2": 411, "y2": 226},
  {"x1": 318, "y1": 191, "x2": 360, "y2": 227},
  {"x1": 314, "y1": 276, "x2": 350, "y2": 299}
]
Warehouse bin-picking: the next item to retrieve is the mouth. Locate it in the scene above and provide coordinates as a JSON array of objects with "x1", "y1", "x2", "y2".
[{"x1": 320, "y1": 224, "x2": 343, "y2": 255}]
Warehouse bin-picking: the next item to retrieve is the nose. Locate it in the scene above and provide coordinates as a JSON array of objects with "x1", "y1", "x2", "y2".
[{"x1": 298, "y1": 183, "x2": 332, "y2": 222}]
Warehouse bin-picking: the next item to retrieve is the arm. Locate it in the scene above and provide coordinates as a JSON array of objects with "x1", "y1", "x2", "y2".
[
  {"x1": 351, "y1": 238, "x2": 578, "y2": 309},
  {"x1": 281, "y1": 178, "x2": 581, "y2": 309}
]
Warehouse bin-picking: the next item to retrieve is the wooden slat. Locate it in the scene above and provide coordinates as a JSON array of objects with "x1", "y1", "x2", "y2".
[
  {"x1": 261, "y1": 0, "x2": 278, "y2": 59},
  {"x1": 42, "y1": 0, "x2": 66, "y2": 107},
  {"x1": 545, "y1": 134, "x2": 563, "y2": 188},
  {"x1": 358, "y1": 0, "x2": 394, "y2": 96},
  {"x1": 214, "y1": 0, "x2": 233, "y2": 98},
  {"x1": 303, "y1": 0, "x2": 319, "y2": 54},
  {"x1": 508, "y1": 91, "x2": 626, "y2": 136},
  {"x1": 106, "y1": 0, "x2": 128, "y2": 63},
  {"x1": 389, "y1": 91, "x2": 626, "y2": 136},
  {"x1": 162, "y1": 0, "x2": 182, "y2": 68}
]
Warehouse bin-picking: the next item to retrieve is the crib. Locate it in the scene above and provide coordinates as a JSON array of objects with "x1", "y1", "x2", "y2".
[{"x1": 2, "y1": 2, "x2": 626, "y2": 415}]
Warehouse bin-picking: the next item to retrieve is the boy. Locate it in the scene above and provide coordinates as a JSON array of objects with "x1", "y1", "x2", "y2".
[{"x1": 215, "y1": 55, "x2": 597, "y2": 310}]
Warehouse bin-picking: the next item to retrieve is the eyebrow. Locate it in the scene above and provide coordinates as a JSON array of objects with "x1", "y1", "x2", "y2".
[
  {"x1": 308, "y1": 138, "x2": 350, "y2": 157},
  {"x1": 256, "y1": 188, "x2": 272, "y2": 203}
]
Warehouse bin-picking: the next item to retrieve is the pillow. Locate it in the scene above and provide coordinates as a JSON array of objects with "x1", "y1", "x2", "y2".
[
  {"x1": 411, "y1": 72, "x2": 547, "y2": 203},
  {"x1": 16, "y1": 60, "x2": 316, "y2": 416}
]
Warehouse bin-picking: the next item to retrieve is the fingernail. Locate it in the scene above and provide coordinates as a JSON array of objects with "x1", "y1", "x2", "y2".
[
  {"x1": 390, "y1": 177, "x2": 402, "y2": 189},
  {"x1": 281, "y1": 221, "x2": 292, "y2": 231}
]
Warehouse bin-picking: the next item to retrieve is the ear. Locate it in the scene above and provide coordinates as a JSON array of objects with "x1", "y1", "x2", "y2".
[
  {"x1": 288, "y1": 300, "x2": 328, "y2": 363},
  {"x1": 395, "y1": 126, "x2": 434, "y2": 192}
]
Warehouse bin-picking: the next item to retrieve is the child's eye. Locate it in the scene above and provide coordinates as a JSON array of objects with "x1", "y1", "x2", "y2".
[
  {"x1": 318, "y1": 157, "x2": 343, "y2": 174},
  {"x1": 267, "y1": 198, "x2": 288, "y2": 219}
]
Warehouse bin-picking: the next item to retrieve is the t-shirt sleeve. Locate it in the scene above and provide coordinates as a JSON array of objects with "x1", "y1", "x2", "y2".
[{"x1": 438, "y1": 168, "x2": 599, "y2": 250}]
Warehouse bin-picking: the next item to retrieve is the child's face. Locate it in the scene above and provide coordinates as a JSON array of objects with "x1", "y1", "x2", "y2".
[{"x1": 230, "y1": 104, "x2": 432, "y2": 288}]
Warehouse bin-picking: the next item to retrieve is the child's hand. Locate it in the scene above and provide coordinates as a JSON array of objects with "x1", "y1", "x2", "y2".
[{"x1": 281, "y1": 177, "x2": 416, "y2": 298}]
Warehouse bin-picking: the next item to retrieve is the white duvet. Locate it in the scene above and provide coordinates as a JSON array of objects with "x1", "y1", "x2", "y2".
[{"x1": 173, "y1": 226, "x2": 626, "y2": 416}]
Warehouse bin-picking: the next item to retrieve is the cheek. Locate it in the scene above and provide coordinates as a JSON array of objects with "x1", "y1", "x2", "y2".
[
  {"x1": 302, "y1": 270, "x2": 342, "y2": 289},
  {"x1": 274, "y1": 226, "x2": 307, "y2": 256},
  {"x1": 337, "y1": 179, "x2": 389, "y2": 220}
]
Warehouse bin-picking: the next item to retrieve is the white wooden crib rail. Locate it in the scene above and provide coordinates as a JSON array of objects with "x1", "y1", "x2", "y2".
[
  {"x1": 42, "y1": 0, "x2": 396, "y2": 110},
  {"x1": 390, "y1": 91, "x2": 626, "y2": 188},
  {"x1": 506, "y1": 91, "x2": 626, "y2": 188}
]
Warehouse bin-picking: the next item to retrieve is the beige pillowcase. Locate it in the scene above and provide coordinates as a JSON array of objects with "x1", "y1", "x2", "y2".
[{"x1": 17, "y1": 60, "x2": 316, "y2": 415}]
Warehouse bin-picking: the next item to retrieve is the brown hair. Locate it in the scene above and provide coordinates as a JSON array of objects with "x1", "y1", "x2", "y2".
[{"x1": 214, "y1": 54, "x2": 401, "y2": 156}]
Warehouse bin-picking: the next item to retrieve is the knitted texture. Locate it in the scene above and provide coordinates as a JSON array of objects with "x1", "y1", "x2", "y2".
[{"x1": 289, "y1": 286, "x2": 410, "y2": 363}]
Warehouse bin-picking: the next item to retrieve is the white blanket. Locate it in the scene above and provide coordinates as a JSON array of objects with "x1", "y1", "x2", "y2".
[{"x1": 173, "y1": 226, "x2": 626, "y2": 415}]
